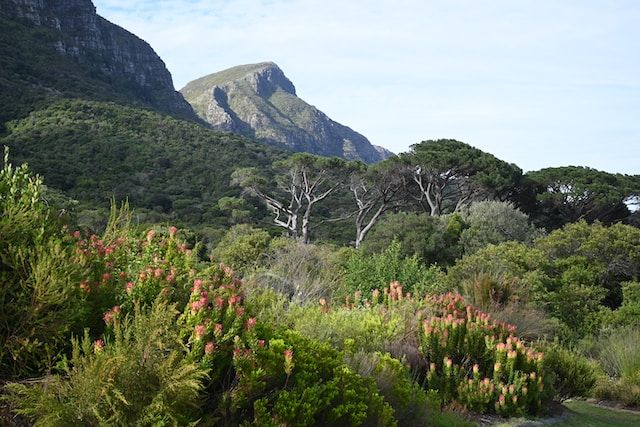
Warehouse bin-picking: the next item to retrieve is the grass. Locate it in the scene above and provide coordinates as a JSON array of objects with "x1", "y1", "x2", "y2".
[
  {"x1": 555, "y1": 400, "x2": 640, "y2": 427},
  {"x1": 494, "y1": 400, "x2": 640, "y2": 427}
]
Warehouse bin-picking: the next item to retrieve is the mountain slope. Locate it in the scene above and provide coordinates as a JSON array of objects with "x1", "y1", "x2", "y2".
[
  {"x1": 181, "y1": 62, "x2": 392, "y2": 163},
  {"x1": 0, "y1": 0, "x2": 198, "y2": 127},
  {"x1": 0, "y1": 99, "x2": 284, "y2": 227}
]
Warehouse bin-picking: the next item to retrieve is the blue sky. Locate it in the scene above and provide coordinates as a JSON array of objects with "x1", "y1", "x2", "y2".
[{"x1": 93, "y1": 0, "x2": 639, "y2": 174}]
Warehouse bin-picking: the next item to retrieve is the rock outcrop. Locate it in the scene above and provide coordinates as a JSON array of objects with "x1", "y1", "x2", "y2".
[
  {"x1": 181, "y1": 62, "x2": 392, "y2": 163},
  {"x1": 0, "y1": 0, "x2": 196, "y2": 120}
]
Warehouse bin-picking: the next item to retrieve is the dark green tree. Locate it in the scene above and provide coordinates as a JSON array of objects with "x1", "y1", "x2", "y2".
[{"x1": 523, "y1": 167, "x2": 637, "y2": 229}]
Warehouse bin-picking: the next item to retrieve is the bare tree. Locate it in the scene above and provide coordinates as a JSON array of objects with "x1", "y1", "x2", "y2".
[
  {"x1": 231, "y1": 154, "x2": 346, "y2": 243},
  {"x1": 350, "y1": 162, "x2": 402, "y2": 248}
]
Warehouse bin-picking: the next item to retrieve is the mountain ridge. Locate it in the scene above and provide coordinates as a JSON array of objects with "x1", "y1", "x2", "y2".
[{"x1": 181, "y1": 62, "x2": 393, "y2": 163}]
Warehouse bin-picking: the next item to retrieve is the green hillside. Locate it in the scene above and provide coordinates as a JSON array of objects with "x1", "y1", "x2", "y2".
[{"x1": 1, "y1": 99, "x2": 285, "y2": 229}]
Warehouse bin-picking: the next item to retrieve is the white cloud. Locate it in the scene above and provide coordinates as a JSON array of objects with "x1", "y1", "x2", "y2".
[{"x1": 93, "y1": 0, "x2": 640, "y2": 174}]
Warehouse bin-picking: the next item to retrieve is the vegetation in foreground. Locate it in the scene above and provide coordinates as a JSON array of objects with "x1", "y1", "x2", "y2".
[{"x1": 0, "y1": 146, "x2": 638, "y2": 425}]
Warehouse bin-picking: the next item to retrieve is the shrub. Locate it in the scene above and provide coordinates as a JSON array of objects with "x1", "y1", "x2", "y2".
[
  {"x1": 419, "y1": 293, "x2": 545, "y2": 416},
  {"x1": 4, "y1": 301, "x2": 205, "y2": 425},
  {"x1": 249, "y1": 239, "x2": 346, "y2": 303},
  {"x1": 0, "y1": 149, "x2": 85, "y2": 378},
  {"x1": 343, "y1": 240, "x2": 446, "y2": 296},
  {"x1": 460, "y1": 201, "x2": 541, "y2": 255},
  {"x1": 361, "y1": 212, "x2": 464, "y2": 266},
  {"x1": 211, "y1": 224, "x2": 271, "y2": 275},
  {"x1": 541, "y1": 342, "x2": 598, "y2": 401}
]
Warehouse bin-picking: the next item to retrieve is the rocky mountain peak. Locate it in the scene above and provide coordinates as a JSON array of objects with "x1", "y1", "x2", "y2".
[{"x1": 181, "y1": 62, "x2": 392, "y2": 163}]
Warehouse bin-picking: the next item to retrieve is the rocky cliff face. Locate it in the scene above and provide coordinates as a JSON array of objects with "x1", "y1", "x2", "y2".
[
  {"x1": 1, "y1": 0, "x2": 196, "y2": 120},
  {"x1": 181, "y1": 62, "x2": 392, "y2": 163}
]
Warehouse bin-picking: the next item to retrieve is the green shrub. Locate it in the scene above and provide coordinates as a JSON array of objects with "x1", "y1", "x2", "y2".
[
  {"x1": 459, "y1": 201, "x2": 541, "y2": 254},
  {"x1": 361, "y1": 212, "x2": 464, "y2": 266},
  {"x1": 541, "y1": 342, "x2": 598, "y2": 401},
  {"x1": 343, "y1": 240, "x2": 446, "y2": 296},
  {"x1": 4, "y1": 301, "x2": 206, "y2": 425},
  {"x1": 247, "y1": 331, "x2": 396, "y2": 427},
  {"x1": 0, "y1": 149, "x2": 85, "y2": 378},
  {"x1": 211, "y1": 224, "x2": 271, "y2": 275}
]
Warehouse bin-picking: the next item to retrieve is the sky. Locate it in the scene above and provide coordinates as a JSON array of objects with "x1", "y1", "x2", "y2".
[{"x1": 92, "y1": 0, "x2": 639, "y2": 174}]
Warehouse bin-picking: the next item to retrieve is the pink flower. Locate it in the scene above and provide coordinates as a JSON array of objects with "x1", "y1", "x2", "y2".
[
  {"x1": 73, "y1": 230, "x2": 81, "y2": 239},
  {"x1": 214, "y1": 323, "x2": 224, "y2": 336},
  {"x1": 166, "y1": 274, "x2": 175, "y2": 284},
  {"x1": 246, "y1": 317, "x2": 257, "y2": 330},
  {"x1": 194, "y1": 324, "x2": 206, "y2": 339},
  {"x1": 204, "y1": 341, "x2": 216, "y2": 355},
  {"x1": 146, "y1": 229, "x2": 156, "y2": 243},
  {"x1": 215, "y1": 297, "x2": 225, "y2": 308},
  {"x1": 79, "y1": 281, "x2": 90, "y2": 293},
  {"x1": 235, "y1": 306, "x2": 245, "y2": 316},
  {"x1": 94, "y1": 339, "x2": 105, "y2": 352},
  {"x1": 125, "y1": 281, "x2": 135, "y2": 293},
  {"x1": 257, "y1": 339, "x2": 266, "y2": 348},
  {"x1": 193, "y1": 279, "x2": 203, "y2": 292},
  {"x1": 101, "y1": 273, "x2": 112, "y2": 282},
  {"x1": 228, "y1": 294, "x2": 241, "y2": 306},
  {"x1": 168, "y1": 226, "x2": 178, "y2": 237},
  {"x1": 154, "y1": 268, "x2": 163, "y2": 278}
]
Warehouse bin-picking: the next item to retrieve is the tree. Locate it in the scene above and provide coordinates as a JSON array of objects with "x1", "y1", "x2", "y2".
[
  {"x1": 400, "y1": 139, "x2": 521, "y2": 216},
  {"x1": 349, "y1": 160, "x2": 403, "y2": 248},
  {"x1": 524, "y1": 167, "x2": 637, "y2": 229},
  {"x1": 231, "y1": 154, "x2": 346, "y2": 243}
]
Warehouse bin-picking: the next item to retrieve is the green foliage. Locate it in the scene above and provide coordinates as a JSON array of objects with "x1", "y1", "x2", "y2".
[
  {"x1": 212, "y1": 224, "x2": 271, "y2": 274},
  {"x1": 420, "y1": 293, "x2": 545, "y2": 416},
  {"x1": 1, "y1": 100, "x2": 285, "y2": 233},
  {"x1": 448, "y1": 221, "x2": 640, "y2": 340},
  {"x1": 343, "y1": 240, "x2": 446, "y2": 296},
  {"x1": 608, "y1": 282, "x2": 640, "y2": 326},
  {"x1": 0, "y1": 149, "x2": 86, "y2": 378},
  {"x1": 248, "y1": 331, "x2": 396, "y2": 427},
  {"x1": 541, "y1": 342, "x2": 598, "y2": 401},
  {"x1": 361, "y1": 212, "x2": 464, "y2": 266},
  {"x1": 523, "y1": 166, "x2": 636, "y2": 229},
  {"x1": 4, "y1": 301, "x2": 205, "y2": 426},
  {"x1": 460, "y1": 201, "x2": 541, "y2": 254},
  {"x1": 400, "y1": 139, "x2": 522, "y2": 215}
]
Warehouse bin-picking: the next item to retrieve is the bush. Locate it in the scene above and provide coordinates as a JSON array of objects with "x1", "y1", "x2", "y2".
[
  {"x1": 419, "y1": 293, "x2": 545, "y2": 416},
  {"x1": 460, "y1": 201, "x2": 541, "y2": 255},
  {"x1": 343, "y1": 240, "x2": 446, "y2": 297},
  {"x1": 361, "y1": 212, "x2": 464, "y2": 266},
  {"x1": 541, "y1": 342, "x2": 598, "y2": 401},
  {"x1": 4, "y1": 301, "x2": 205, "y2": 425},
  {"x1": 249, "y1": 239, "x2": 346, "y2": 303},
  {"x1": 211, "y1": 224, "x2": 271, "y2": 275},
  {"x1": 0, "y1": 149, "x2": 86, "y2": 378}
]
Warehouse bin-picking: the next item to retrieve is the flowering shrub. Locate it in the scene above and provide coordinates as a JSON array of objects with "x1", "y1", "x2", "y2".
[{"x1": 420, "y1": 293, "x2": 544, "y2": 415}]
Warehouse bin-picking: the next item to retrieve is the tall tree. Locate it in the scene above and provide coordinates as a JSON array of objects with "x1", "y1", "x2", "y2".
[
  {"x1": 523, "y1": 167, "x2": 638, "y2": 229},
  {"x1": 400, "y1": 139, "x2": 522, "y2": 216},
  {"x1": 231, "y1": 153, "x2": 346, "y2": 243}
]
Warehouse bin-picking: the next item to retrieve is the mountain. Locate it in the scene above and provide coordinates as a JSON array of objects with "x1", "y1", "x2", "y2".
[
  {"x1": 180, "y1": 62, "x2": 393, "y2": 163},
  {"x1": 0, "y1": 0, "x2": 198, "y2": 126}
]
